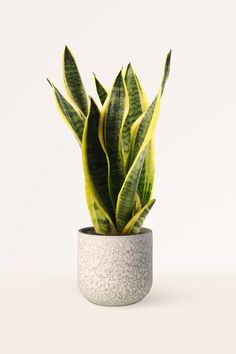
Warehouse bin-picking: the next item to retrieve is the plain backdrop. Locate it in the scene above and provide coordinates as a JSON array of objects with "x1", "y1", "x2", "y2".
[
  {"x1": 1, "y1": 0, "x2": 235, "y2": 276},
  {"x1": 0, "y1": 0, "x2": 236, "y2": 352}
]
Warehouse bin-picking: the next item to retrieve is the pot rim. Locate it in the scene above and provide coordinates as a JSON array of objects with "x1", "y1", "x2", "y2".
[{"x1": 78, "y1": 227, "x2": 152, "y2": 238}]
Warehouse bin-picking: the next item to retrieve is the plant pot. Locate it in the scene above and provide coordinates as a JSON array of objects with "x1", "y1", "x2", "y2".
[{"x1": 77, "y1": 227, "x2": 153, "y2": 306}]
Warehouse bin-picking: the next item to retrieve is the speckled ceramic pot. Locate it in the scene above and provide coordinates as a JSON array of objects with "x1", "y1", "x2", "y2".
[{"x1": 77, "y1": 227, "x2": 152, "y2": 306}]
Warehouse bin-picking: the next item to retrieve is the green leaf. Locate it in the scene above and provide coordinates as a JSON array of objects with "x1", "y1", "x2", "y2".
[
  {"x1": 122, "y1": 199, "x2": 156, "y2": 234},
  {"x1": 122, "y1": 65, "x2": 155, "y2": 207},
  {"x1": 129, "y1": 50, "x2": 171, "y2": 166},
  {"x1": 116, "y1": 53, "x2": 170, "y2": 232},
  {"x1": 116, "y1": 148, "x2": 146, "y2": 231},
  {"x1": 116, "y1": 93, "x2": 160, "y2": 232},
  {"x1": 93, "y1": 74, "x2": 108, "y2": 105},
  {"x1": 63, "y1": 46, "x2": 89, "y2": 116},
  {"x1": 84, "y1": 180, "x2": 112, "y2": 234},
  {"x1": 82, "y1": 99, "x2": 117, "y2": 234},
  {"x1": 85, "y1": 97, "x2": 115, "y2": 222},
  {"x1": 98, "y1": 70, "x2": 129, "y2": 208},
  {"x1": 130, "y1": 50, "x2": 171, "y2": 206},
  {"x1": 161, "y1": 50, "x2": 172, "y2": 96},
  {"x1": 47, "y1": 79, "x2": 85, "y2": 144},
  {"x1": 122, "y1": 64, "x2": 148, "y2": 167},
  {"x1": 129, "y1": 96, "x2": 158, "y2": 165},
  {"x1": 138, "y1": 138, "x2": 155, "y2": 206}
]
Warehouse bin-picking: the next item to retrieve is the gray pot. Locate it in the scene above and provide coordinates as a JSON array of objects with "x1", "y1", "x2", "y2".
[{"x1": 77, "y1": 227, "x2": 153, "y2": 306}]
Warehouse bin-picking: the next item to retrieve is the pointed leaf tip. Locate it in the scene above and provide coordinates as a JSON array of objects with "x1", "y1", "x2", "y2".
[
  {"x1": 94, "y1": 76, "x2": 108, "y2": 105},
  {"x1": 116, "y1": 69, "x2": 124, "y2": 82},
  {"x1": 64, "y1": 45, "x2": 70, "y2": 54},
  {"x1": 46, "y1": 78, "x2": 52, "y2": 87},
  {"x1": 63, "y1": 45, "x2": 74, "y2": 62},
  {"x1": 89, "y1": 96, "x2": 97, "y2": 107},
  {"x1": 161, "y1": 50, "x2": 172, "y2": 96},
  {"x1": 63, "y1": 45, "x2": 89, "y2": 116},
  {"x1": 125, "y1": 63, "x2": 133, "y2": 77},
  {"x1": 127, "y1": 62, "x2": 132, "y2": 70},
  {"x1": 166, "y1": 50, "x2": 172, "y2": 67}
]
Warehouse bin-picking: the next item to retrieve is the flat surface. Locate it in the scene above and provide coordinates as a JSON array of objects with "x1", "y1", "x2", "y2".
[{"x1": 1, "y1": 272, "x2": 235, "y2": 354}]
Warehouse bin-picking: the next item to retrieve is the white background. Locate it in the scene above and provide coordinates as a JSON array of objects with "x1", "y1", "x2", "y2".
[{"x1": 0, "y1": 0, "x2": 236, "y2": 353}]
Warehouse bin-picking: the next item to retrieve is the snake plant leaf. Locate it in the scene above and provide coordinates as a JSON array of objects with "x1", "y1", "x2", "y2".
[
  {"x1": 84, "y1": 97, "x2": 115, "y2": 222},
  {"x1": 82, "y1": 98, "x2": 116, "y2": 231},
  {"x1": 161, "y1": 50, "x2": 172, "y2": 95},
  {"x1": 130, "y1": 51, "x2": 171, "y2": 165},
  {"x1": 98, "y1": 70, "x2": 129, "y2": 207},
  {"x1": 134, "y1": 192, "x2": 142, "y2": 214},
  {"x1": 130, "y1": 51, "x2": 171, "y2": 206},
  {"x1": 116, "y1": 86, "x2": 163, "y2": 232},
  {"x1": 138, "y1": 138, "x2": 155, "y2": 206},
  {"x1": 116, "y1": 148, "x2": 146, "y2": 232},
  {"x1": 84, "y1": 180, "x2": 112, "y2": 234},
  {"x1": 135, "y1": 72, "x2": 155, "y2": 207},
  {"x1": 122, "y1": 64, "x2": 148, "y2": 167},
  {"x1": 47, "y1": 79, "x2": 85, "y2": 144},
  {"x1": 63, "y1": 46, "x2": 89, "y2": 116},
  {"x1": 122, "y1": 64, "x2": 154, "y2": 207},
  {"x1": 122, "y1": 198, "x2": 156, "y2": 234},
  {"x1": 93, "y1": 74, "x2": 108, "y2": 105},
  {"x1": 129, "y1": 97, "x2": 158, "y2": 165}
]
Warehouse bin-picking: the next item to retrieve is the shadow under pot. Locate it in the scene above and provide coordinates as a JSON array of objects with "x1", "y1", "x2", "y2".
[{"x1": 77, "y1": 227, "x2": 153, "y2": 306}]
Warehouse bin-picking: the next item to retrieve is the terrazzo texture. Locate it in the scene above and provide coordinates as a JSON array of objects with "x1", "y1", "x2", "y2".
[{"x1": 77, "y1": 227, "x2": 153, "y2": 306}]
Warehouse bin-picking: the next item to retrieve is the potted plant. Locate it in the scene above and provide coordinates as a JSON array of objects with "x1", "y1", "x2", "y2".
[{"x1": 48, "y1": 47, "x2": 171, "y2": 306}]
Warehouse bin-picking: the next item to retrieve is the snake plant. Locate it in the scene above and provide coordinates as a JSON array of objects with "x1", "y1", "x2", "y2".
[{"x1": 48, "y1": 47, "x2": 171, "y2": 235}]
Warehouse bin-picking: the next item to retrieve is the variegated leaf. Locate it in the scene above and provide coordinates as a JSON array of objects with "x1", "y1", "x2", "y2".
[
  {"x1": 116, "y1": 92, "x2": 162, "y2": 232},
  {"x1": 47, "y1": 79, "x2": 85, "y2": 144},
  {"x1": 130, "y1": 50, "x2": 171, "y2": 165},
  {"x1": 131, "y1": 50, "x2": 171, "y2": 206},
  {"x1": 138, "y1": 138, "x2": 155, "y2": 206},
  {"x1": 122, "y1": 198, "x2": 156, "y2": 234},
  {"x1": 63, "y1": 46, "x2": 89, "y2": 116},
  {"x1": 116, "y1": 48, "x2": 172, "y2": 231},
  {"x1": 116, "y1": 148, "x2": 146, "y2": 231},
  {"x1": 94, "y1": 74, "x2": 108, "y2": 105},
  {"x1": 122, "y1": 64, "x2": 148, "y2": 167},
  {"x1": 84, "y1": 180, "x2": 112, "y2": 234},
  {"x1": 82, "y1": 98, "x2": 117, "y2": 233},
  {"x1": 98, "y1": 70, "x2": 129, "y2": 208},
  {"x1": 84, "y1": 98, "x2": 115, "y2": 222}
]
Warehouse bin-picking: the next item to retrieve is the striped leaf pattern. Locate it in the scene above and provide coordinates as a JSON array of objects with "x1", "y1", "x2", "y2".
[
  {"x1": 130, "y1": 50, "x2": 171, "y2": 164},
  {"x1": 116, "y1": 90, "x2": 163, "y2": 232},
  {"x1": 122, "y1": 198, "x2": 156, "y2": 235},
  {"x1": 94, "y1": 74, "x2": 108, "y2": 105},
  {"x1": 84, "y1": 98, "x2": 115, "y2": 222},
  {"x1": 63, "y1": 46, "x2": 89, "y2": 116},
  {"x1": 99, "y1": 71, "x2": 129, "y2": 207},
  {"x1": 82, "y1": 99, "x2": 117, "y2": 233},
  {"x1": 122, "y1": 64, "x2": 148, "y2": 166},
  {"x1": 129, "y1": 96, "x2": 158, "y2": 165},
  {"x1": 116, "y1": 149, "x2": 146, "y2": 231},
  {"x1": 48, "y1": 47, "x2": 171, "y2": 234},
  {"x1": 138, "y1": 138, "x2": 155, "y2": 206},
  {"x1": 47, "y1": 79, "x2": 85, "y2": 144},
  {"x1": 84, "y1": 181, "x2": 112, "y2": 234},
  {"x1": 130, "y1": 51, "x2": 171, "y2": 210}
]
